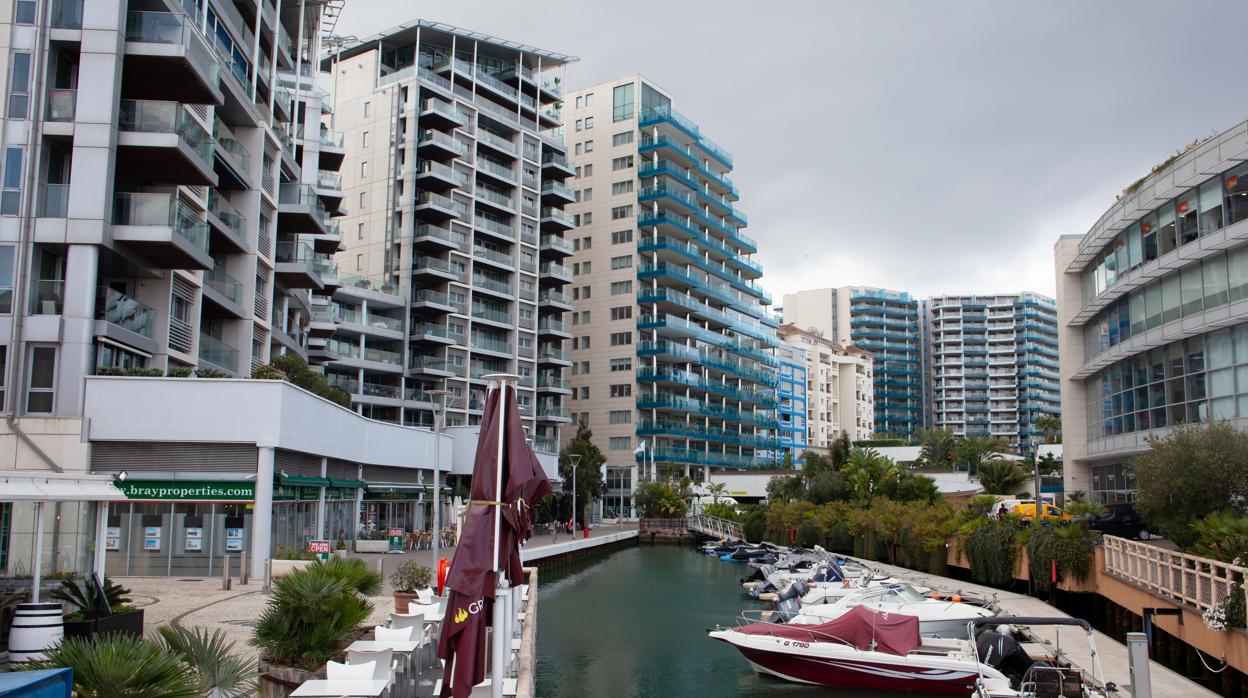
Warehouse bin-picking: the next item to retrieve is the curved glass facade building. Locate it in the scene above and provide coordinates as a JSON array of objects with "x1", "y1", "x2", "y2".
[{"x1": 1055, "y1": 117, "x2": 1248, "y2": 502}]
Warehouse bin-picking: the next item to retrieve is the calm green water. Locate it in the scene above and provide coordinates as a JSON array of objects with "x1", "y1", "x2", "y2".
[{"x1": 535, "y1": 545, "x2": 889, "y2": 698}]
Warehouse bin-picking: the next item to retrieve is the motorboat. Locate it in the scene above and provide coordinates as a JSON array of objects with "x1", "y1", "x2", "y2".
[
  {"x1": 970, "y1": 617, "x2": 1116, "y2": 698},
  {"x1": 784, "y1": 583, "x2": 996, "y2": 639},
  {"x1": 710, "y1": 605, "x2": 1004, "y2": 694}
]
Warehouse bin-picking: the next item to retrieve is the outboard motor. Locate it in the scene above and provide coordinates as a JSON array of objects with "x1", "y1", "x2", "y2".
[
  {"x1": 977, "y1": 629, "x2": 1032, "y2": 679},
  {"x1": 771, "y1": 579, "x2": 808, "y2": 622},
  {"x1": 740, "y1": 564, "x2": 771, "y2": 584}
]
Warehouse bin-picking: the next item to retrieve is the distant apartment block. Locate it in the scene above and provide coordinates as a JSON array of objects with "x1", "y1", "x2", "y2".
[
  {"x1": 775, "y1": 341, "x2": 808, "y2": 462},
  {"x1": 778, "y1": 323, "x2": 874, "y2": 445}
]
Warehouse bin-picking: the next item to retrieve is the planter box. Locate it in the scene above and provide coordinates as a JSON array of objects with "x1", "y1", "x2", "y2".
[
  {"x1": 269, "y1": 559, "x2": 315, "y2": 578},
  {"x1": 63, "y1": 608, "x2": 144, "y2": 640},
  {"x1": 354, "y1": 539, "x2": 389, "y2": 554},
  {"x1": 258, "y1": 660, "x2": 324, "y2": 698}
]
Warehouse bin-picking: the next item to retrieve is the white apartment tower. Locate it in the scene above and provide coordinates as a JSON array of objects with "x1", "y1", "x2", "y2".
[
  {"x1": 777, "y1": 323, "x2": 874, "y2": 444},
  {"x1": 563, "y1": 76, "x2": 780, "y2": 517},
  {"x1": 323, "y1": 21, "x2": 576, "y2": 450}
]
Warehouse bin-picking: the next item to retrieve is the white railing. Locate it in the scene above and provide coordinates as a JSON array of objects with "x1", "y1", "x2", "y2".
[
  {"x1": 1102, "y1": 535, "x2": 1247, "y2": 614},
  {"x1": 687, "y1": 513, "x2": 743, "y2": 541}
]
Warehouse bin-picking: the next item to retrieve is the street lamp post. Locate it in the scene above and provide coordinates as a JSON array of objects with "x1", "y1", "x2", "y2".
[
  {"x1": 569, "y1": 454, "x2": 582, "y2": 535},
  {"x1": 427, "y1": 389, "x2": 450, "y2": 581}
]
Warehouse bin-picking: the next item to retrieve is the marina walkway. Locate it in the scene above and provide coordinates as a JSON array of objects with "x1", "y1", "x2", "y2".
[{"x1": 867, "y1": 558, "x2": 1218, "y2": 697}]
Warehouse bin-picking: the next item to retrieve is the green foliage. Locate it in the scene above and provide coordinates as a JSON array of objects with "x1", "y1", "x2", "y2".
[
  {"x1": 1036, "y1": 453, "x2": 1062, "y2": 477},
  {"x1": 701, "y1": 502, "x2": 738, "y2": 520},
  {"x1": 705, "y1": 482, "x2": 728, "y2": 504},
  {"x1": 765, "y1": 474, "x2": 805, "y2": 503},
  {"x1": 843, "y1": 447, "x2": 902, "y2": 503},
  {"x1": 955, "y1": 436, "x2": 1011, "y2": 475},
  {"x1": 918, "y1": 428, "x2": 956, "y2": 469},
  {"x1": 252, "y1": 558, "x2": 380, "y2": 669},
  {"x1": 967, "y1": 495, "x2": 999, "y2": 517},
  {"x1": 389, "y1": 561, "x2": 433, "y2": 593},
  {"x1": 854, "y1": 437, "x2": 905, "y2": 448},
  {"x1": 978, "y1": 459, "x2": 1031, "y2": 495},
  {"x1": 123, "y1": 367, "x2": 165, "y2": 377},
  {"x1": 635, "y1": 476, "x2": 690, "y2": 517},
  {"x1": 1035, "y1": 415, "x2": 1062, "y2": 444},
  {"x1": 156, "y1": 624, "x2": 258, "y2": 697},
  {"x1": 194, "y1": 368, "x2": 230, "y2": 378},
  {"x1": 94, "y1": 367, "x2": 124, "y2": 376},
  {"x1": 559, "y1": 422, "x2": 607, "y2": 526},
  {"x1": 963, "y1": 517, "x2": 1022, "y2": 585},
  {"x1": 165, "y1": 366, "x2": 192, "y2": 378},
  {"x1": 1131, "y1": 422, "x2": 1248, "y2": 547},
  {"x1": 267, "y1": 354, "x2": 350, "y2": 407},
  {"x1": 250, "y1": 364, "x2": 287, "y2": 381},
  {"x1": 1189, "y1": 511, "x2": 1248, "y2": 563},
  {"x1": 274, "y1": 545, "x2": 316, "y2": 560},
  {"x1": 1025, "y1": 522, "x2": 1098, "y2": 592},
  {"x1": 26, "y1": 634, "x2": 201, "y2": 698},
  {"x1": 51, "y1": 577, "x2": 133, "y2": 620},
  {"x1": 1064, "y1": 500, "x2": 1108, "y2": 519},
  {"x1": 740, "y1": 506, "x2": 767, "y2": 542}
]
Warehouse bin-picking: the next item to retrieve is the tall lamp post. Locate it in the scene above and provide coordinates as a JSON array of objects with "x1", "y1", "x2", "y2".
[
  {"x1": 427, "y1": 389, "x2": 450, "y2": 579},
  {"x1": 569, "y1": 454, "x2": 581, "y2": 535}
]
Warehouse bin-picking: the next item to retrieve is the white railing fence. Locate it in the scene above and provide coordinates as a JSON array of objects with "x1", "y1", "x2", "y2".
[
  {"x1": 1102, "y1": 535, "x2": 1247, "y2": 614},
  {"x1": 687, "y1": 513, "x2": 743, "y2": 541}
]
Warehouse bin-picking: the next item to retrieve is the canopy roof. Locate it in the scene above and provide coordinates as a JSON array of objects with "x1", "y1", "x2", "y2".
[{"x1": 0, "y1": 472, "x2": 125, "y2": 502}]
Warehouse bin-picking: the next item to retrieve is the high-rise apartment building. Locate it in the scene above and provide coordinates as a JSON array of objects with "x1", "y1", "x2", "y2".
[
  {"x1": 323, "y1": 21, "x2": 576, "y2": 450},
  {"x1": 926, "y1": 293, "x2": 1059, "y2": 454},
  {"x1": 777, "y1": 323, "x2": 874, "y2": 445},
  {"x1": 563, "y1": 76, "x2": 780, "y2": 516},
  {"x1": 782, "y1": 286, "x2": 922, "y2": 440},
  {"x1": 1056, "y1": 117, "x2": 1248, "y2": 503},
  {"x1": 775, "y1": 342, "x2": 808, "y2": 462}
]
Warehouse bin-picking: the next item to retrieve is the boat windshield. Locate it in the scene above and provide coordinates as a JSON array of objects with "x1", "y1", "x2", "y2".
[{"x1": 883, "y1": 585, "x2": 930, "y2": 603}]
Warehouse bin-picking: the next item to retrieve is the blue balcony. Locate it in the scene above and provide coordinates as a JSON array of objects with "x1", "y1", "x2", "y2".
[
  {"x1": 638, "y1": 286, "x2": 778, "y2": 346},
  {"x1": 637, "y1": 419, "x2": 780, "y2": 449},
  {"x1": 637, "y1": 340, "x2": 778, "y2": 384},
  {"x1": 639, "y1": 104, "x2": 735, "y2": 169},
  {"x1": 638, "y1": 368, "x2": 777, "y2": 407},
  {"x1": 639, "y1": 448, "x2": 768, "y2": 470},
  {"x1": 636, "y1": 391, "x2": 777, "y2": 428}
]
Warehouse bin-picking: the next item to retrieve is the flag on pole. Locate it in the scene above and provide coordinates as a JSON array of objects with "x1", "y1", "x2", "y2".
[{"x1": 633, "y1": 440, "x2": 647, "y2": 455}]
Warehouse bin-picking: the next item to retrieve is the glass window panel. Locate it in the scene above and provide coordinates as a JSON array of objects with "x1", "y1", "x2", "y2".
[
  {"x1": 1209, "y1": 368, "x2": 1234, "y2": 397},
  {"x1": 1161, "y1": 273, "x2": 1181, "y2": 324},
  {"x1": 1209, "y1": 328, "x2": 1233, "y2": 369},
  {"x1": 1230, "y1": 245, "x2": 1248, "y2": 303},
  {"x1": 1178, "y1": 190, "x2": 1200, "y2": 244},
  {"x1": 1239, "y1": 396, "x2": 1248, "y2": 417},
  {"x1": 1127, "y1": 223, "x2": 1142, "y2": 270},
  {"x1": 1211, "y1": 396, "x2": 1235, "y2": 420},
  {"x1": 1237, "y1": 365, "x2": 1248, "y2": 393},
  {"x1": 1236, "y1": 324, "x2": 1248, "y2": 365},
  {"x1": 1200, "y1": 178, "x2": 1224, "y2": 233},
  {"x1": 1128, "y1": 293, "x2": 1145, "y2": 336},
  {"x1": 1226, "y1": 164, "x2": 1248, "y2": 226},
  {"x1": 1158, "y1": 203, "x2": 1177, "y2": 255},
  {"x1": 1187, "y1": 336, "x2": 1205, "y2": 372},
  {"x1": 1141, "y1": 213, "x2": 1159, "y2": 262},
  {"x1": 1144, "y1": 281, "x2": 1162, "y2": 329},
  {"x1": 3, "y1": 148, "x2": 22, "y2": 189},
  {"x1": 1203, "y1": 254, "x2": 1229, "y2": 309},
  {"x1": 1180, "y1": 265, "x2": 1204, "y2": 316}
]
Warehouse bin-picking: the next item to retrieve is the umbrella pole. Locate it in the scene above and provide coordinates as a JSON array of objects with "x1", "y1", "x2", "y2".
[{"x1": 485, "y1": 374, "x2": 519, "y2": 698}]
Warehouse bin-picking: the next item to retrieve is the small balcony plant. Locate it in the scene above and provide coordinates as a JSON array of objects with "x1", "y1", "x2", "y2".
[{"x1": 388, "y1": 561, "x2": 433, "y2": 614}]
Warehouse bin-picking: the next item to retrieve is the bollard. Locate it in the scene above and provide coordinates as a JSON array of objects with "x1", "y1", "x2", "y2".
[
  {"x1": 263, "y1": 558, "x2": 272, "y2": 593},
  {"x1": 222, "y1": 554, "x2": 232, "y2": 591},
  {"x1": 1127, "y1": 631, "x2": 1152, "y2": 698}
]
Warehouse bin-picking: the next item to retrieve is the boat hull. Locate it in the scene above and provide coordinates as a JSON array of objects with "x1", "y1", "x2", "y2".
[{"x1": 735, "y1": 645, "x2": 982, "y2": 694}]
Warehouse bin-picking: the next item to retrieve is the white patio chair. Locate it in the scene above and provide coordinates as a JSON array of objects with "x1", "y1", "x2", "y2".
[
  {"x1": 326, "y1": 659, "x2": 375, "y2": 681},
  {"x1": 375, "y1": 625, "x2": 414, "y2": 642},
  {"x1": 347, "y1": 648, "x2": 396, "y2": 682}
]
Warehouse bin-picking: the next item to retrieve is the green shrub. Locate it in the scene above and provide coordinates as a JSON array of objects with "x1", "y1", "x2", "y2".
[
  {"x1": 194, "y1": 368, "x2": 230, "y2": 378},
  {"x1": 251, "y1": 364, "x2": 287, "y2": 381},
  {"x1": 1024, "y1": 522, "x2": 1098, "y2": 592},
  {"x1": 796, "y1": 520, "x2": 820, "y2": 547},
  {"x1": 50, "y1": 577, "x2": 133, "y2": 620},
  {"x1": 122, "y1": 367, "x2": 164, "y2": 377},
  {"x1": 252, "y1": 558, "x2": 380, "y2": 669},
  {"x1": 26, "y1": 634, "x2": 201, "y2": 698},
  {"x1": 156, "y1": 624, "x2": 258, "y2": 696},
  {"x1": 1189, "y1": 511, "x2": 1248, "y2": 563},
  {"x1": 273, "y1": 546, "x2": 315, "y2": 561},
  {"x1": 94, "y1": 367, "x2": 124, "y2": 376},
  {"x1": 389, "y1": 561, "x2": 433, "y2": 593},
  {"x1": 963, "y1": 517, "x2": 1022, "y2": 585},
  {"x1": 266, "y1": 354, "x2": 350, "y2": 407},
  {"x1": 165, "y1": 366, "x2": 193, "y2": 378}
]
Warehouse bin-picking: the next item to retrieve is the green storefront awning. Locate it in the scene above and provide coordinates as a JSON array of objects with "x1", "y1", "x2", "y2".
[
  {"x1": 329, "y1": 478, "x2": 366, "y2": 489},
  {"x1": 278, "y1": 475, "x2": 330, "y2": 487}
]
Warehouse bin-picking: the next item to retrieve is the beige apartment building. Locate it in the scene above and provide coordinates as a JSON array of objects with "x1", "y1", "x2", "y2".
[
  {"x1": 777, "y1": 324, "x2": 874, "y2": 445},
  {"x1": 562, "y1": 75, "x2": 780, "y2": 518}
]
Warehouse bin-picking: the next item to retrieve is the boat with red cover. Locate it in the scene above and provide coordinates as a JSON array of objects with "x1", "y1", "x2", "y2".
[{"x1": 709, "y1": 606, "x2": 1005, "y2": 694}]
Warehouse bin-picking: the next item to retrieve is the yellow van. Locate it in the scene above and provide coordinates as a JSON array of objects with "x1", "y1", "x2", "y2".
[{"x1": 1011, "y1": 502, "x2": 1071, "y2": 521}]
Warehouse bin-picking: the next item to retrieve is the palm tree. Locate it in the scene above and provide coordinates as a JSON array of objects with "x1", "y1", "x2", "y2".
[
  {"x1": 706, "y1": 482, "x2": 728, "y2": 505},
  {"x1": 843, "y1": 447, "x2": 892, "y2": 503},
  {"x1": 977, "y1": 458, "x2": 1030, "y2": 495},
  {"x1": 157, "y1": 625, "x2": 258, "y2": 697},
  {"x1": 917, "y1": 428, "x2": 955, "y2": 469},
  {"x1": 1035, "y1": 415, "x2": 1062, "y2": 444},
  {"x1": 28, "y1": 634, "x2": 201, "y2": 698}
]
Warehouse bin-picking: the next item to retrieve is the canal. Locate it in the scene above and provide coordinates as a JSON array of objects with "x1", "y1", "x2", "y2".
[{"x1": 535, "y1": 544, "x2": 888, "y2": 698}]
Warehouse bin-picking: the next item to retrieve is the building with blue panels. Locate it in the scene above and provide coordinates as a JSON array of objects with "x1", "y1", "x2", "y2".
[{"x1": 776, "y1": 342, "x2": 809, "y2": 463}]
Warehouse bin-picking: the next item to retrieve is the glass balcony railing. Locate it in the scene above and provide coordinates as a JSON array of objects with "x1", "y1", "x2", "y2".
[
  {"x1": 471, "y1": 306, "x2": 512, "y2": 324},
  {"x1": 539, "y1": 262, "x2": 571, "y2": 279},
  {"x1": 537, "y1": 375, "x2": 569, "y2": 390},
  {"x1": 539, "y1": 234, "x2": 573, "y2": 254},
  {"x1": 539, "y1": 75, "x2": 562, "y2": 97},
  {"x1": 317, "y1": 170, "x2": 342, "y2": 190},
  {"x1": 474, "y1": 215, "x2": 514, "y2": 239},
  {"x1": 472, "y1": 274, "x2": 512, "y2": 295},
  {"x1": 413, "y1": 257, "x2": 466, "y2": 281},
  {"x1": 118, "y1": 99, "x2": 214, "y2": 168},
  {"x1": 540, "y1": 181, "x2": 574, "y2": 200},
  {"x1": 541, "y1": 152, "x2": 569, "y2": 169},
  {"x1": 476, "y1": 157, "x2": 515, "y2": 181},
  {"x1": 199, "y1": 332, "x2": 238, "y2": 372},
  {"x1": 536, "y1": 404, "x2": 569, "y2": 419},
  {"x1": 206, "y1": 189, "x2": 245, "y2": 239},
  {"x1": 538, "y1": 347, "x2": 569, "y2": 362},
  {"x1": 538, "y1": 318, "x2": 568, "y2": 334},
  {"x1": 413, "y1": 323, "x2": 454, "y2": 340},
  {"x1": 538, "y1": 289, "x2": 572, "y2": 305},
  {"x1": 473, "y1": 246, "x2": 513, "y2": 267},
  {"x1": 477, "y1": 129, "x2": 517, "y2": 155},
  {"x1": 416, "y1": 190, "x2": 468, "y2": 216},
  {"x1": 29, "y1": 279, "x2": 64, "y2": 315},
  {"x1": 204, "y1": 264, "x2": 242, "y2": 304},
  {"x1": 470, "y1": 335, "x2": 511, "y2": 354},
  {"x1": 275, "y1": 240, "x2": 316, "y2": 265},
  {"x1": 46, "y1": 88, "x2": 75, "y2": 121},
  {"x1": 418, "y1": 129, "x2": 469, "y2": 157},
  {"x1": 213, "y1": 118, "x2": 251, "y2": 174},
  {"x1": 319, "y1": 129, "x2": 344, "y2": 148},
  {"x1": 96, "y1": 287, "x2": 154, "y2": 337},
  {"x1": 413, "y1": 224, "x2": 466, "y2": 248},
  {"x1": 475, "y1": 187, "x2": 514, "y2": 210},
  {"x1": 540, "y1": 207, "x2": 575, "y2": 227},
  {"x1": 38, "y1": 184, "x2": 69, "y2": 218},
  {"x1": 419, "y1": 159, "x2": 469, "y2": 186},
  {"x1": 112, "y1": 193, "x2": 210, "y2": 253},
  {"x1": 421, "y1": 98, "x2": 461, "y2": 121},
  {"x1": 124, "y1": 12, "x2": 218, "y2": 85},
  {"x1": 279, "y1": 183, "x2": 331, "y2": 227}
]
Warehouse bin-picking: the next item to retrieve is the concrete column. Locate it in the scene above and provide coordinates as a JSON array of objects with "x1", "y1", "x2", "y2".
[
  {"x1": 251, "y1": 446, "x2": 275, "y2": 580},
  {"x1": 316, "y1": 457, "x2": 327, "y2": 539},
  {"x1": 30, "y1": 502, "x2": 44, "y2": 602},
  {"x1": 57, "y1": 244, "x2": 98, "y2": 416},
  {"x1": 68, "y1": 0, "x2": 124, "y2": 242},
  {"x1": 352, "y1": 464, "x2": 363, "y2": 543},
  {"x1": 92, "y1": 500, "x2": 108, "y2": 578}
]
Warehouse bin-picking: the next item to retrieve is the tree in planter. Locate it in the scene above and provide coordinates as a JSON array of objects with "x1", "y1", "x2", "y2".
[
  {"x1": 977, "y1": 458, "x2": 1031, "y2": 495},
  {"x1": 1131, "y1": 422, "x2": 1248, "y2": 547},
  {"x1": 558, "y1": 422, "x2": 605, "y2": 530},
  {"x1": 27, "y1": 634, "x2": 201, "y2": 698},
  {"x1": 156, "y1": 624, "x2": 258, "y2": 697},
  {"x1": 51, "y1": 576, "x2": 134, "y2": 620}
]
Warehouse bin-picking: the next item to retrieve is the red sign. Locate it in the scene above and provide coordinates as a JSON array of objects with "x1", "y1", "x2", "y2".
[
  {"x1": 388, "y1": 528, "x2": 404, "y2": 537},
  {"x1": 308, "y1": 540, "x2": 331, "y2": 554}
]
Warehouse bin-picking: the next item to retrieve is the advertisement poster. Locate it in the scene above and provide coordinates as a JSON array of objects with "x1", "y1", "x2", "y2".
[
  {"x1": 308, "y1": 539, "x2": 331, "y2": 562},
  {"x1": 225, "y1": 528, "x2": 244, "y2": 552},
  {"x1": 184, "y1": 527, "x2": 203, "y2": 552},
  {"x1": 105, "y1": 527, "x2": 121, "y2": 551},
  {"x1": 388, "y1": 528, "x2": 405, "y2": 553},
  {"x1": 143, "y1": 526, "x2": 162, "y2": 552}
]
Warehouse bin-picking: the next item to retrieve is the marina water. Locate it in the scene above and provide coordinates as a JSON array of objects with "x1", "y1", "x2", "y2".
[{"x1": 535, "y1": 544, "x2": 914, "y2": 698}]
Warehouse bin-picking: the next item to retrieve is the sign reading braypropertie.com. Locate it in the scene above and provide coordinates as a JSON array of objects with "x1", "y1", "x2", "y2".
[{"x1": 115, "y1": 481, "x2": 255, "y2": 501}]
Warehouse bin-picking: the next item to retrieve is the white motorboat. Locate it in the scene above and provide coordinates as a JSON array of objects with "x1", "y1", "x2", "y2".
[{"x1": 787, "y1": 583, "x2": 996, "y2": 639}]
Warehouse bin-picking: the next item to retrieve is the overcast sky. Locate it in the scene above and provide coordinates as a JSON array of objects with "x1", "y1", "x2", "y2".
[{"x1": 334, "y1": 0, "x2": 1248, "y2": 301}]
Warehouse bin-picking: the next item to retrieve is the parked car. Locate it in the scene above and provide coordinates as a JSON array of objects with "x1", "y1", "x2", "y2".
[
  {"x1": 1011, "y1": 502, "x2": 1071, "y2": 521},
  {"x1": 1086, "y1": 502, "x2": 1152, "y2": 540}
]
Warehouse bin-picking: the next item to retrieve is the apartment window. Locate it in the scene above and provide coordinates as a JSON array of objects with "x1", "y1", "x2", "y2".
[
  {"x1": 356, "y1": 223, "x2": 364, "y2": 240},
  {"x1": 609, "y1": 410, "x2": 632, "y2": 424},
  {"x1": 611, "y1": 180, "x2": 633, "y2": 195},
  {"x1": 358, "y1": 192, "x2": 366, "y2": 208},
  {"x1": 610, "y1": 332, "x2": 632, "y2": 346},
  {"x1": 613, "y1": 83, "x2": 634, "y2": 122},
  {"x1": 579, "y1": 310, "x2": 591, "y2": 324},
  {"x1": 584, "y1": 140, "x2": 594, "y2": 153},
  {"x1": 611, "y1": 255, "x2": 632, "y2": 270},
  {"x1": 611, "y1": 229, "x2": 633, "y2": 244},
  {"x1": 364, "y1": 101, "x2": 371, "y2": 117},
  {"x1": 581, "y1": 188, "x2": 592, "y2": 202},
  {"x1": 574, "y1": 261, "x2": 590, "y2": 275},
  {"x1": 575, "y1": 119, "x2": 582, "y2": 132},
  {"x1": 583, "y1": 164, "x2": 593, "y2": 177},
  {"x1": 581, "y1": 236, "x2": 592, "y2": 250},
  {"x1": 583, "y1": 212, "x2": 592, "y2": 224},
  {"x1": 612, "y1": 131, "x2": 634, "y2": 147},
  {"x1": 360, "y1": 161, "x2": 368, "y2": 177},
  {"x1": 355, "y1": 254, "x2": 362, "y2": 270},
  {"x1": 8, "y1": 53, "x2": 30, "y2": 119},
  {"x1": 575, "y1": 96, "x2": 582, "y2": 109},
  {"x1": 585, "y1": 93, "x2": 594, "y2": 106},
  {"x1": 0, "y1": 346, "x2": 7, "y2": 406},
  {"x1": 610, "y1": 306, "x2": 632, "y2": 321},
  {"x1": 575, "y1": 166, "x2": 582, "y2": 178},
  {"x1": 581, "y1": 285, "x2": 591, "y2": 299},
  {"x1": 608, "y1": 437, "x2": 631, "y2": 450},
  {"x1": 362, "y1": 131, "x2": 369, "y2": 147},
  {"x1": 610, "y1": 280, "x2": 632, "y2": 295},
  {"x1": 0, "y1": 246, "x2": 12, "y2": 313},
  {"x1": 580, "y1": 386, "x2": 589, "y2": 399},
  {"x1": 575, "y1": 143, "x2": 582, "y2": 156},
  {"x1": 14, "y1": 1, "x2": 35, "y2": 23},
  {"x1": 571, "y1": 287, "x2": 579, "y2": 300},
  {"x1": 610, "y1": 383, "x2": 632, "y2": 398},
  {"x1": 579, "y1": 361, "x2": 590, "y2": 373},
  {"x1": 609, "y1": 357, "x2": 632, "y2": 372},
  {"x1": 611, "y1": 205, "x2": 633, "y2": 220},
  {"x1": 25, "y1": 346, "x2": 55, "y2": 414},
  {"x1": 612, "y1": 156, "x2": 634, "y2": 171},
  {"x1": 1, "y1": 148, "x2": 22, "y2": 215},
  {"x1": 584, "y1": 116, "x2": 594, "y2": 130},
  {"x1": 570, "y1": 313, "x2": 579, "y2": 326}
]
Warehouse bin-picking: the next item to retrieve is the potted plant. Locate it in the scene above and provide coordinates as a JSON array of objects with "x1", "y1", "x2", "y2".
[
  {"x1": 52, "y1": 576, "x2": 144, "y2": 639},
  {"x1": 354, "y1": 526, "x2": 390, "y2": 554},
  {"x1": 388, "y1": 561, "x2": 433, "y2": 614},
  {"x1": 333, "y1": 535, "x2": 348, "y2": 559}
]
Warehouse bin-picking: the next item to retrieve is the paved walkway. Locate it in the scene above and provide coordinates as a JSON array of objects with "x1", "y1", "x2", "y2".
[
  {"x1": 119, "y1": 522, "x2": 640, "y2": 660},
  {"x1": 866, "y1": 559, "x2": 1217, "y2": 697}
]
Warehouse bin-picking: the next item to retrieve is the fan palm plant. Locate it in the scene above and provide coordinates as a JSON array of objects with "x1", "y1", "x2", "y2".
[
  {"x1": 25, "y1": 634, "x2": 200, "y2": 698},
  {"x1": 251, "y1": 558, "x2": 380, "y2": 669},
  {"x1": 977, "y1": 458, "x2": 1031, "y2": 495},
  {"x1": 50, "y1": 576, "x2": 133, "y2": 619},
  {"x1": 156, "y1": 624, "x2": 258, "y2": 697}
]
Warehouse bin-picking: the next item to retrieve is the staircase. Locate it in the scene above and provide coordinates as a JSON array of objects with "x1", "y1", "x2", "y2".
[{"x1": 687, "y1": 513, "x2": 743, "y2": 541}]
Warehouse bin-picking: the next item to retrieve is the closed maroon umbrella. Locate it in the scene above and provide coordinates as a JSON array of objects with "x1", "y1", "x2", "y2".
[{"x1": 437, "y1": 380, "x2": 549, "y2": 698}]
